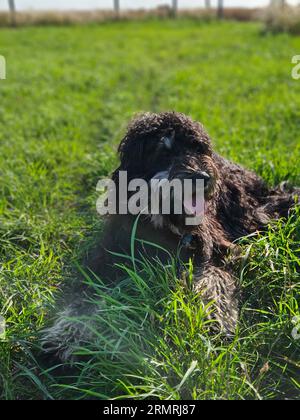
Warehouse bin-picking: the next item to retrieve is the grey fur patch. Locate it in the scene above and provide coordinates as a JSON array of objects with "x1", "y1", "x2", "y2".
[{"x1": 41, "y1": 304, "x2": 101, "y2": 363}]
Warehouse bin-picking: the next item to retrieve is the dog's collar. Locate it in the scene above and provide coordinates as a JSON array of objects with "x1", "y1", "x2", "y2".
[
  {"x1": 179, "y1": 233, "x2": 198, "y2": 250},
  {"x1": 176, "y1": 233, "x2": 199, "y2": 278}
]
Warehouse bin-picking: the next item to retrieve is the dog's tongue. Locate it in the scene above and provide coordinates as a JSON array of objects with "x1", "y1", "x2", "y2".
[{"x1": 184, "y1": 194, "x2": 205, "y2": 217}]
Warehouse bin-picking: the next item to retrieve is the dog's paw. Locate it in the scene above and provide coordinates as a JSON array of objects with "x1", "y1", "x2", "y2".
[{"x1": 41, "y1": 306, "x2": 96, "y2": 363}]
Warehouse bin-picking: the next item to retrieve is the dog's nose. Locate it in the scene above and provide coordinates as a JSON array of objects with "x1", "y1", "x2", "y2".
[{"x1": 194, "y1": 171, "x2": 211, "y2": 189}]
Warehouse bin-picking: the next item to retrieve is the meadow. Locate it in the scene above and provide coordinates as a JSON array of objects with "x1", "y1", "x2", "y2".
[{"x1": 0, "y1": 19, "x2": 300, "y2": 400}]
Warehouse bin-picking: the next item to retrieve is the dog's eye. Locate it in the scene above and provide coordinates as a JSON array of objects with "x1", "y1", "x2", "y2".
[{"x1": 159, "y1": 131, "x2": 175, "y2": 151}]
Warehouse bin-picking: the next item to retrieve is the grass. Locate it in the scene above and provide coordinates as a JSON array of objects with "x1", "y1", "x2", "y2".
[{"x1": 0, "y1": 19, "x2": 299, "y2": 400}]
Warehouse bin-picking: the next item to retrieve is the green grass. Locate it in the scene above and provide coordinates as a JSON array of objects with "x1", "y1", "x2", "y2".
[{"x1": 0, "y1": 19, "x2": 299, "y2": 400}]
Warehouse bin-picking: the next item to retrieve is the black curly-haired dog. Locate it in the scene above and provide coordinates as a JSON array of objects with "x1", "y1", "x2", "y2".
[{"x1": 42, "y1": 112, "x2": 299, "y2": 362}]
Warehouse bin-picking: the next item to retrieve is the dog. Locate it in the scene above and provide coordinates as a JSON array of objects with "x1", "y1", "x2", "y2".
[{"x1": 42, "y1": 111, "x2": 299, "y2": 362}]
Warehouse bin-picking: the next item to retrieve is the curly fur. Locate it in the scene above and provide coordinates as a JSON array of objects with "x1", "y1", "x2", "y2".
[{"x1": 42, "y1": 112, "x2": 299, "y2": 362}]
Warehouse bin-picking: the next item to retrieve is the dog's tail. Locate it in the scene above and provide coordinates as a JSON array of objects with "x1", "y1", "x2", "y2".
[{"x1": 255, "y1": 182, "x2": 300, "y2": 226}]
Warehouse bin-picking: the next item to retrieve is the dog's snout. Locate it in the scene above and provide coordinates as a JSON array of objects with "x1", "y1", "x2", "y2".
[
  {"x1": 201, "y1": 172, "x2": 211, "y2": 190},
  {"x1": 184, "y1": 171, "x2": 211, "y2": 188},
  {"x1": 197, "y1": 171, "x2": 211, "y2": 186}
]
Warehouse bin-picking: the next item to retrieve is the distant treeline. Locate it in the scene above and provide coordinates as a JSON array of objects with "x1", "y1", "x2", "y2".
[
  {"x1": 4, "y1": 1, "x2": 271, "y2": 26},
  {"x1": 0, "y1": 5, "x2": 265, "y2": 28}
]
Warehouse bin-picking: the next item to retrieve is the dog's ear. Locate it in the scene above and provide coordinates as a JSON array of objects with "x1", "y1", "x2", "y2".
[
  {"x1": 117, "y1": 112, "x2": 163, "y2": 173},
  {"x1": 111, "y1": 166, "x2": 121, "y2": 184},
  {"x1": 117, "y1": 133, "x2": 147, "y2": 175}
]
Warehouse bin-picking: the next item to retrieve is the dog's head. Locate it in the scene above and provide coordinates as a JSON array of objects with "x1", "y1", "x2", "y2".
[{"x1": 112, "y1": 112, "x2": 219, "y2": 233}]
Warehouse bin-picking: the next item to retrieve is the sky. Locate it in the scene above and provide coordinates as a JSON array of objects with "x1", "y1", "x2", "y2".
[{"x1": 0, "y1": 1, "x2": 299, "y2": 11}]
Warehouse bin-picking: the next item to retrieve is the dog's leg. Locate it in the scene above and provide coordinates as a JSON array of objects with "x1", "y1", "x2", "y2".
[{"x1": 193, "y1": 266, "x2": 239, "y2": 335}]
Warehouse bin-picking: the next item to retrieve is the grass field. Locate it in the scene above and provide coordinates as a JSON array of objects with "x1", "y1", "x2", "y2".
[{"x1": 0, "y1": 19, "x2": 300, "y2": 400}]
